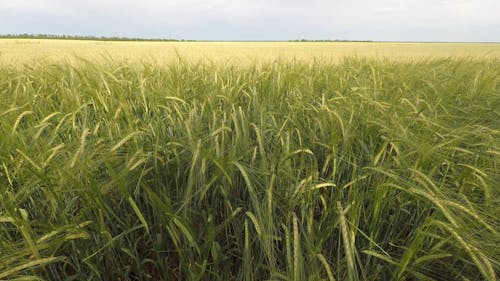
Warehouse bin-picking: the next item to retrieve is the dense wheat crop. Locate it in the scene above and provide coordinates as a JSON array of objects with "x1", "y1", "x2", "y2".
[
  {"x1": 1, "y1": 39, "x2": 500, "y2": 65},
  {"x1": 0, "y1": 46, "x2": 499, "y2": 280}
]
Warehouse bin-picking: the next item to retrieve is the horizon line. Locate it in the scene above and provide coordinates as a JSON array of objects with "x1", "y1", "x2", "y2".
[{"x1": 1, "y1": 34, "x2": 499, "y2": 44}]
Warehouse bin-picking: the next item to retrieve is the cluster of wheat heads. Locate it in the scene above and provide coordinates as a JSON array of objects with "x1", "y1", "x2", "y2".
[{"x1": 0, "y1": 58, "x2": 499, "y2": 280}]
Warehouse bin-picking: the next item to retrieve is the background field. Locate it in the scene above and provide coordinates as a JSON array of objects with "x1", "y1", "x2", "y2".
[
  {"x1": 1, "y1": 39, "x2": 500, "y2": 65},
  {"x1": 0, "y1": 41, "x2": 499, "y2": 280}
]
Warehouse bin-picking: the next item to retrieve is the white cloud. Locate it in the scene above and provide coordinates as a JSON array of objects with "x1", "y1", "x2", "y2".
[
  {"x1": 0, "y1": 0, "x2": 71, "y2": 15},
  {"x1": 0, "y1": 0, "x2": 499, "y2": 41}
]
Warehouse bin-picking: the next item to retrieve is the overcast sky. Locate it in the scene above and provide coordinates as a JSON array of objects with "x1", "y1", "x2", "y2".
[{"x1": 1, "y1": 0, "x2": 499, "y2": 41}]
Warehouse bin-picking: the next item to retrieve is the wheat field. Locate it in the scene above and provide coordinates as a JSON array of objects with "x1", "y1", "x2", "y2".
[
  {"x1": 0, "y1": 40, "x2": 499, "y2": 280},
  {"x1": 2, "y1": 39, "x2": 500, "y2": 65}
]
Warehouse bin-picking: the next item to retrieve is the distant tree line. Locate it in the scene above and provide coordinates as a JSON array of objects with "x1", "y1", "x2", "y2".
[
  {"x1": 289, "y1": 39, "x2": 373, "y2": 42},
  {"x1": 0, "y1": 34, "x2": 375, "y2": 42},
  {"x1": 0, "y1": 34, "x2": 183, "y2": 42}
]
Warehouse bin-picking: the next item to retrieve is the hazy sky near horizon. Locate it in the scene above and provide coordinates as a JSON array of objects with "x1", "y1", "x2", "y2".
[{"x1": 1, "y1": 0, "x2": 499, "y2": 41}]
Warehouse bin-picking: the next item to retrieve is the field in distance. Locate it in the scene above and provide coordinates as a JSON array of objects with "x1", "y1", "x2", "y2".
[{"x1": 1, "y1": 39, "x2": 500, "y2": 65}]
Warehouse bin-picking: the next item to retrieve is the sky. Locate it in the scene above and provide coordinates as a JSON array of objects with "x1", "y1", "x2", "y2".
[{"x1": 1, "y1": 0, "x2": 499, "y2": 42}]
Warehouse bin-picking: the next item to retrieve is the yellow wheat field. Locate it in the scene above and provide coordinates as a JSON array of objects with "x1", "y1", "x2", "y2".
[{"x1": 1, "y1": 39, "x2": 500, "y2": 65}]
